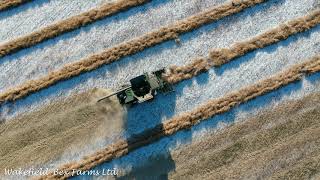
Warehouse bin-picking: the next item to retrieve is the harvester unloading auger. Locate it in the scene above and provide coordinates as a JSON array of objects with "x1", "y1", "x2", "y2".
[{"x1": 97, "y1": 69, "x2": 173, "y2": 105}]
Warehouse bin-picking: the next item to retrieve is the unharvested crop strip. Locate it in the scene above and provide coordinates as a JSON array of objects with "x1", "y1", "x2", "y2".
[
  {"x1": 0, "y1": 0, "x2": 150, "y2": 57},
  {"x1": 164, "y1": 9, "x2": 320, "y2": 84},
  {"x1": 0, "y1": 0, "x2": 266, "y2": 104},
  {"x1": 0, "y1": 0, "x2": 31, "y2": 12},
  {"x1": 39, "y1": 55, "x2": 320, "y2": 179}
]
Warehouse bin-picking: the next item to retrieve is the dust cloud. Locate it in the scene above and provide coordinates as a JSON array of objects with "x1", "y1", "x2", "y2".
[{"x1": 0, "y1": 88, "x2": 125, "y2": 175}]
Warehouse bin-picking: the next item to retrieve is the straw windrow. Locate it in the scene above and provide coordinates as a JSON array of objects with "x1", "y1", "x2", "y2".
[
  {"x1": 210, "y1": 10, "x2": 320, "y2": 66},
  {"x1": 0, "y1": 0, "x2": 266, "y2": 104},
  {"x1": 0, "y1": 0, "x2": 150, "y2": 57},
  {"x1": 164, "y1": 9, "x2": 320, "y2": 84},
  {"x1": 0, "y1": 0, "x2": 31, "y2": 12},
  {"x1": 39, "y1": 56, "x2": 320, "y2": 179}
]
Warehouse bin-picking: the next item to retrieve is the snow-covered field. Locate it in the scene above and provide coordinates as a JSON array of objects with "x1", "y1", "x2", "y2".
[{"x1": 0, "y1": 0, "x2": 319, "y2": 179}]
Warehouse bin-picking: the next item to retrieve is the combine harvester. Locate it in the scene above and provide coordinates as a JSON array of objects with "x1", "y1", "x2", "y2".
[{"x1": 98, "y1": 69, "x2": 173, "y2": 105}]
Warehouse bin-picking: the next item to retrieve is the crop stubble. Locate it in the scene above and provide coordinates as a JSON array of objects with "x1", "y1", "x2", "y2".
[
  {"x1": 39, "y1": 55, "x2": 320, "y2": 179},
  {"x1": 0, "y1": 88, "x2": 124, "y2": 175}
]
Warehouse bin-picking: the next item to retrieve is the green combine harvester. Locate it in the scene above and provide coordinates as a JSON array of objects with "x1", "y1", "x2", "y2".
[{"x1": 97, "y1": 69, "x2": 173, "y2": 105}]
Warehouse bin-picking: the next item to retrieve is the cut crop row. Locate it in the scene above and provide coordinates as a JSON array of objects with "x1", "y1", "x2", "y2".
[{"x1": 40, "y1": 55, "x2": 320, "y2": 179}]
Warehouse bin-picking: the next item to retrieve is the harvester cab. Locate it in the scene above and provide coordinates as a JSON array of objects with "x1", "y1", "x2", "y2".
[{"x1": 97, "y1": 69, "x2": 173, "y2": 105}]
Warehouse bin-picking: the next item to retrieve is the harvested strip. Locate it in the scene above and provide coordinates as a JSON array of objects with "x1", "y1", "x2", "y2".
[
  {"x1": 0, "y1": 0, "x2": 31, "y2": 12},
  {"x1": 0, "y1": 0, "x2": 266, "y2": 104},
  {"x1": 0, "y1": 88, "x2": 124, "y2": 175},
  {"x1": 164, "y1": 9, "x2": 320, "y2": 84},
  {"x1": 0, "y1": 0, "x2": 150, "y2": 57},
  {"x1": 168, "y1": 93, "x2": 320, "y2": 179},
  {"x1": 39, "y1": 56, "x2": 320, "y2": 180},
  {"x1": 272, "y1": 152, "x2": 320, "y2": 180}
]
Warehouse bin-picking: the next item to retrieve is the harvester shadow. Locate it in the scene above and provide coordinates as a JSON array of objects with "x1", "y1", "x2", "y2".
[
  {"x1": 125, "y1": 91, "x2": 177, "y2": 136},
  {"x1": 28, "y1": 56, "x2": 318, "y2": 180},
  {"x1": 1, "y1": 0, "x2": 317, "y2": 178},
  {"x1": 0, "y1": 0, "x2": 48, "y2": 19},
  {"x1": 119, "y1": 123, "x2": 179, "y2": 180},
  {"x1": 87, "y1": 67, "x2": 320, "y2": 179},
  {"x1": 73, "y1": 121, "x2": 182, "y2": 180},
  {"x1": 214, "y1": 23, "x2": 320, "y2": 76},
  {"x1": 0, "y1": 0, "x2": 170, "y2": 65},
  {"x1": 0, "y1": 40, "x2": 181, "y2": 179},
  {"x1": 0, "y1": 31, "x2": 180, "y2": 127},
  {"x1": 117, "y1": 153, "x2": 176, "y2": 180},
  {"x1": 118, "y1": 87, "x2": 179, "y2": 179}
]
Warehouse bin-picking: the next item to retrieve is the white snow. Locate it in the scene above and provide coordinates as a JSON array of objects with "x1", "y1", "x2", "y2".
[{"x1": 0, "y1": 0, "x2": 319, "y2": 178}]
